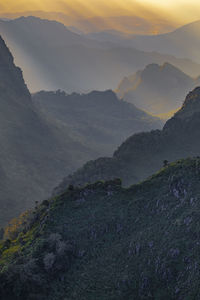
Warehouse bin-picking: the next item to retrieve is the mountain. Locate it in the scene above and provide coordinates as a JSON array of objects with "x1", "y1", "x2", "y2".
[
  {"x1": 0, "y1": 35, "x2": 164, "y2": 226},
  {"x1": 32, "y1": 90, "x2": 162, "y2": 155},
  {"x1": 0, "y1": 35, "x2": 103, "y2": 226},
  {"x1": 0, "y1": 17, "x2": 199, "y2": 92},
  {"x1": 54, "y1": 87, "x2": 200, "y2": 194},
  {"x1": 0, "y1": 12, "x2": 176, "y2": 34},
  {"x1": 116, "y1": 62, "x2": 200, "y2": 116},
  {"x1": 1, "y1": 158, "x2": 200, "y2": 299},
  {"x1": 86, "y1": 29, "x2": 127, "y2": 43},
  {"x1": 121, "y1": 20, "x2": 200, "y2": 64}
]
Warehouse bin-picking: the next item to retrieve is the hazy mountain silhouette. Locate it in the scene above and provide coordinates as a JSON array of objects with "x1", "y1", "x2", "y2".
[
  {"x1": 119, "y1": 20, "x2": 200, "y2": 64},
  {"x1": 0, "y1": 11, "x2": 176, "y2": 34},
  {"x1": 2, "y1": 158, "x2": 200, "y2": 299},
  {"x1": 0, "y1": 17, "x2": 199, "y2": 92},
  {"x1": 33, "y1": 90, "x2": 162, "y2": 155},
  {"x1": 55, "y1": 87, "x2": 200, "y2": 194},
  {"x1": 116, "y1": 62, "x2": 200, "y2": 116},
  {"x1": 86, "y1": 29, "x2": 127, "y2": 43}
]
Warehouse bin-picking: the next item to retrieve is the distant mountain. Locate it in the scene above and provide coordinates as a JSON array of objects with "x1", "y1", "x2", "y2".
[
  {"x1": 55, "y1": 87, "x2": 200, "y2": 193},
  {"x1": 0, "y1": 12, "x2": 176, "y2": 34},
  {"x1": 86, "y1": 29, "x2": 127, "y2": 43},
  {"x1": 116, "y1": 62, "x2": 200, "y2": 116},
  {"x1": 121, "y1": 20, "x2": 200, "y2": 64},
  {"x1": 2, "y1": 158, "x2": 200, "y2": 299},
  {"x1": 0, "y1": 17, "x2": 199, "y2": 92},
  {"x1": 33, "y1": 90, "x2": 162, "y2": 156}
]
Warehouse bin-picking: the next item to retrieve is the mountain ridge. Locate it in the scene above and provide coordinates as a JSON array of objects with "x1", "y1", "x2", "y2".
[
  {"x1": 0, "y1": 16, "x2": 199, "y2": 92},
  {"x1": 54, "y1": 86, "x2": 200, "y2": 194},
  {"x1": 116, "y1": 62, "x2": 200, "y2": 115}
]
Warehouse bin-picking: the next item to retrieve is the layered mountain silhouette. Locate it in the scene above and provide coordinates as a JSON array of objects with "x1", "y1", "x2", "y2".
[
  {"x1": 0, "y1": 35, "x2": 162, "y2": 226},
  {"x1": 33, "y1": 90, "x2": 162, "y2": 156},
  {"x1": 0, "y1": 11, "x2": 176, "y2": 34},
  {"x1": 55, "y1": 86, "x2": 200, "y2": 194},
  {"x1": 117, "y1": 20, "x2": 200, "y2": 64},
  {"x1": 116, "y1": 62, "x2": 200, "y2": 116},
  {"x1": 1, "y1": 158, "x2": 200, "y2": 299},
  {"x1": 0, "y1": 17, "x2": 199, "y2": 92}
]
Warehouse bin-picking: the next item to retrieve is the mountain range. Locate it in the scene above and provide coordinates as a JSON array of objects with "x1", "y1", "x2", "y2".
[
  {"x1": 0, "y1": 35, "x2": 99, "y2": 226},
  {"x1": 96, "y1": 20, "x2": 200, "y2": 64},
  {"x1": 55, "y1": 86, "x2": 200, "y2": 194},
  {"x1": 33, "y1": 90, "x2": 161, "y2": 156},
  {"x1": 116, "y1": 62, "x2": 200, "y2": 116},
  {"x1": 0, "y1": 17, "x2": 199, "y2": 92},
  {"x1": 1, "y1": 12, "x2": 200, "y2": 300},
  {"x1": 0, "y1": 11, "x2": 177, "y2": 34},
  {"x1": 0, "y1": 35, "x2": 161, "y2": 226}
]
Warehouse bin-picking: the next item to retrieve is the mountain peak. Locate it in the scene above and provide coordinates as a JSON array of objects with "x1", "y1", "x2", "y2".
[
  {"x1": 0, "y1": 35, "x2": 13, "y2": 65},
  {"x1": 117, "y1": 61, "x2": 195, "y2": 115},
  {"x1": 0, "y1": 35, "x2": 30, "y2": 99},
  {"x1": 184, "y1": 86, "x2": 200, "y2": 104},
  {"x1": 172, "y1": 86, "x2": 200, "y2": 120}
]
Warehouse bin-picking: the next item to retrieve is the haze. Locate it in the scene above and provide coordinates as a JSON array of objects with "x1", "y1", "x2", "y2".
[{"x1": 1, "y1": 0, "x2": 200, "y2": 34}]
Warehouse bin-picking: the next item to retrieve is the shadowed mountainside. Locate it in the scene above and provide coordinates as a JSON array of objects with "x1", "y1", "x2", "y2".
[
  {"x1": 33, "y1": 90, "x2": 162, "y2": 155},
  {"x1": 0, "y1": 35, "x2": 100, "y2": 226},
  {"x1": 0, "y1": 35, "x2": 163, "y2": 226},
  {"x1": 55, "y1": 87, "x2": 200, "y2": 194}
]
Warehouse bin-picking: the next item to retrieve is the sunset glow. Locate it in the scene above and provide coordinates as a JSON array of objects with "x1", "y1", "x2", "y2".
[{"x1": 1, "y1": 0, "x2": 200, "y2": 34}]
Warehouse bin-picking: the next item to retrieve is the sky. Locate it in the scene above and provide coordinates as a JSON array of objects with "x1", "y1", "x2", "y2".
[{"x1": 1, "y1": 0, "x2": 200, "y2": 34}]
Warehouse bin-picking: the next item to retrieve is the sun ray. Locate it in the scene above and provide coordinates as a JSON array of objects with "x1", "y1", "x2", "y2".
[{"x1": 1, "y1": 0, "x2": 200, "y2": 34}]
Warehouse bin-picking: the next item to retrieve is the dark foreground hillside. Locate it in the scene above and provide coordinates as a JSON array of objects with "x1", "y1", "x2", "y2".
[
  {"x1": 1, "y1": 158, "x2": 200, "y2": 299},
  {"x1": 55, "y1": 87, "x2": 200, "y2": 194}
]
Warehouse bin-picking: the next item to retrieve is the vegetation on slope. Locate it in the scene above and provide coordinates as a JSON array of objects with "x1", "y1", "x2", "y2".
[
  {"x1": 1, "y1": 158, "x2": 200, "y2": 299},
  {"x1": 54, "y1": 87, "x2": 200, "y2": 194}
]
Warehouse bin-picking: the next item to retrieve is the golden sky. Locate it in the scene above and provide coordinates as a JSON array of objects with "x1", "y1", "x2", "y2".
[{"x1": 1, "y1": 0, "x2": 200, "y2": 33}]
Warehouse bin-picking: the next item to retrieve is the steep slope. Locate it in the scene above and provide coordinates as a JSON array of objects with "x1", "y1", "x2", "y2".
[
  {"x1": 116, "y1": 62, "x2": 200, "y2": 116},
  {"x1": 0, "y1": 36, "x2": 101, "y2": 226},
  {"x1": 55, "y1": 87, "x2": 200, "y2": 193},
  {"x1": 33, "y1": 90, "x2": 162, "y2": 155},
  {"x1": 0, "y1": 17, "x2": 199, "y2": 92},
  {"x1": 1, "y1": 158, "x2": 200, "y2": 299}
]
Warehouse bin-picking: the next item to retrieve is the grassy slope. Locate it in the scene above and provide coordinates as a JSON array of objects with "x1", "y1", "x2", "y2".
[{"x1": 1, "y1": 158, "x2": 200, "y2": 299}]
